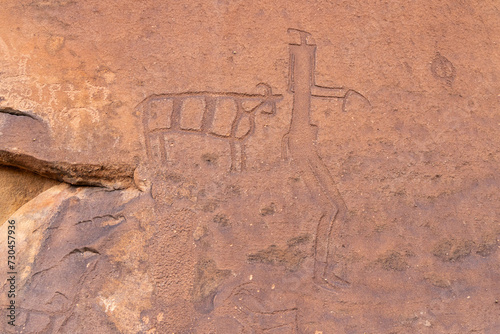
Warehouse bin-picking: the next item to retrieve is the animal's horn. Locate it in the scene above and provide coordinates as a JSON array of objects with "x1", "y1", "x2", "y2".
[{"x1": 255, "y1": 82, "x2": 272, "y2": 96}]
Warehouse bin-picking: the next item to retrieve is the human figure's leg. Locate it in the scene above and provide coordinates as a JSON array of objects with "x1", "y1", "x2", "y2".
[{"x1": 306, "y1": 156, "x2": 350, "y2": 288}]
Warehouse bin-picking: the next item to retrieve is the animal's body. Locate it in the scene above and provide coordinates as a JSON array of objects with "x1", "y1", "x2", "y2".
[{"x1": 139, "y1": 84, "x2": 282, "y2": 171}]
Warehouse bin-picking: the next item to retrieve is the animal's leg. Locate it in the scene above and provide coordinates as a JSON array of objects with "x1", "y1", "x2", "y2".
[
  {"x1": 240, "y1": 142, "x2": 246, "y2": 172},
  {"x1": 144, "y1": 134, "x2": 153, "y2": 161},
  {"x1": 229, "y1": 99, "x2": 245, "y2": 173},
  {"x1": 158, "y1": 133, "x2": 168, "y2": 164},
  {"x1": 281, "y1": 133, "x2": 290, "y2": 161},
  {"x1": 229, "y1": 139, "x2": 237, "y2": 172},
  {"x1": 140, "y1": 103, "x2": 153, "y2": 161}
]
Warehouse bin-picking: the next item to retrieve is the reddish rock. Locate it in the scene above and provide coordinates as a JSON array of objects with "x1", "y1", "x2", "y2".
[{"x1": 0, "y1": 1, "x2": 499, "y2": 333}]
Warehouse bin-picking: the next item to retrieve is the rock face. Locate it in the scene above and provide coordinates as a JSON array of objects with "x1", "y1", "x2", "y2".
[
  {"x1": 0, "y1": 166, "x2": 59, "y2": 225},
  {"x1": 0, "y1": 1, "x2": 499, "y2": 333}
]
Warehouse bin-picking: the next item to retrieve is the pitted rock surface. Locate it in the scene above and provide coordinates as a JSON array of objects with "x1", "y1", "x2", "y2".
[{"x1": 0, "y1": 1, "x2": 499, "y2": 333}]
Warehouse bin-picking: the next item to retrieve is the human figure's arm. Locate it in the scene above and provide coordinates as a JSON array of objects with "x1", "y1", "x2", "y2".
[{"x1": 311, "y1": 85, "x2": 349, "y2": 98}]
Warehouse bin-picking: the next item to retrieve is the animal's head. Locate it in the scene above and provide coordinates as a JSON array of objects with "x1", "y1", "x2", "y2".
[{"x1": 252, "y1": 83, "x2": 282, "y2": 115}]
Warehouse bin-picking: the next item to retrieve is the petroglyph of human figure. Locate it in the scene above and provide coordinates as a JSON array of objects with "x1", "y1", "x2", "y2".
[
  {"x1": 282, "y1": 29, "x2": 369, "y2": 290},
  {"x1": 139, "y1": 84, "x2": 282, "y2": 171}
]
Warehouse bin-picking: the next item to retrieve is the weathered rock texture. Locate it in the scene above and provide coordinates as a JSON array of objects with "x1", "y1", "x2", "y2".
[
  {"x1": 0, "y1": 1, "x2": 499, "y2": 333},
  {"x1": 0, "y1": 166, "x2": 58, "y2": 225}
]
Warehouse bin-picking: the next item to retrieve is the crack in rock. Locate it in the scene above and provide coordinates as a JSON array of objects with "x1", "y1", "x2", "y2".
[
  {"x1": 0, "y1": 107, "x2": 43, "y2": 121},
  {"x1": 0, "y1": 150, "x2": 136, "y2": 189}
]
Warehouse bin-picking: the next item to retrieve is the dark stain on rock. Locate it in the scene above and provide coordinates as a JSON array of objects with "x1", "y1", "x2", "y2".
[
  {"x1": 192, "y1": 258, "x2": 231, "y2": 314},
  {"x1": 432, "y1": 239, "x2": 473, "y2": 262},
  {"x1": 287, "y1": 233, "x2": 311, "y2": 247},
  {"x1": 247, "y1": 240, "x2": 309, "y2": 271},
  {"x1": 201, "y1": 199, "x2": 219, "y2": 213},
  {"x1": 260, "y1": 202, "x2": 276, "y2": 216},
  {"x1": 424, "y1": 272, "x2": 451, "y2": 289},
  {"x1": 224, "y1": 184, "x2": 241, "y2": 197},
  {"x1": 377, "y1": 251, "x2": 408, "y2": 271},
  {"x1": 476, "y1": 233, "x2": 498, "y2": 257},
  {"x1": 213, "y1": 213, "x2": 230, "y2": 228},
  {"x1": 161, "y1": 172, "x2": 184, "y2": 184},
  {"x1": 201, "y1": 153, "x2": 218, "y2": 166}
]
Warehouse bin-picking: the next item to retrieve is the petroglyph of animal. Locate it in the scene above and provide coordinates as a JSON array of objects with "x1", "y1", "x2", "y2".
[
  {"x1": 139, "y1": 83, "x2": 282, "y2": 171},
  {"x1": 229, "y1": 282, "x2": 299, "y2": 333}
]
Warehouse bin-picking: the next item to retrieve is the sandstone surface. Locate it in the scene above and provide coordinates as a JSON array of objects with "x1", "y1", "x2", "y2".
[{"x1": 0, "y1": 1, "x2": 499, "y2": 333}]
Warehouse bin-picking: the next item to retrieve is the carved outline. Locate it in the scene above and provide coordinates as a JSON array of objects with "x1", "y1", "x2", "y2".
[
  {"x1": 282, "y1": 28, "x2": 369, "y2": 290},
  {"x1": 227, "y1": 282, "x2": 299, "y2": 333},
  {"x1": 139, "y1": 83, "x2": 282, "y2": 171}
]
